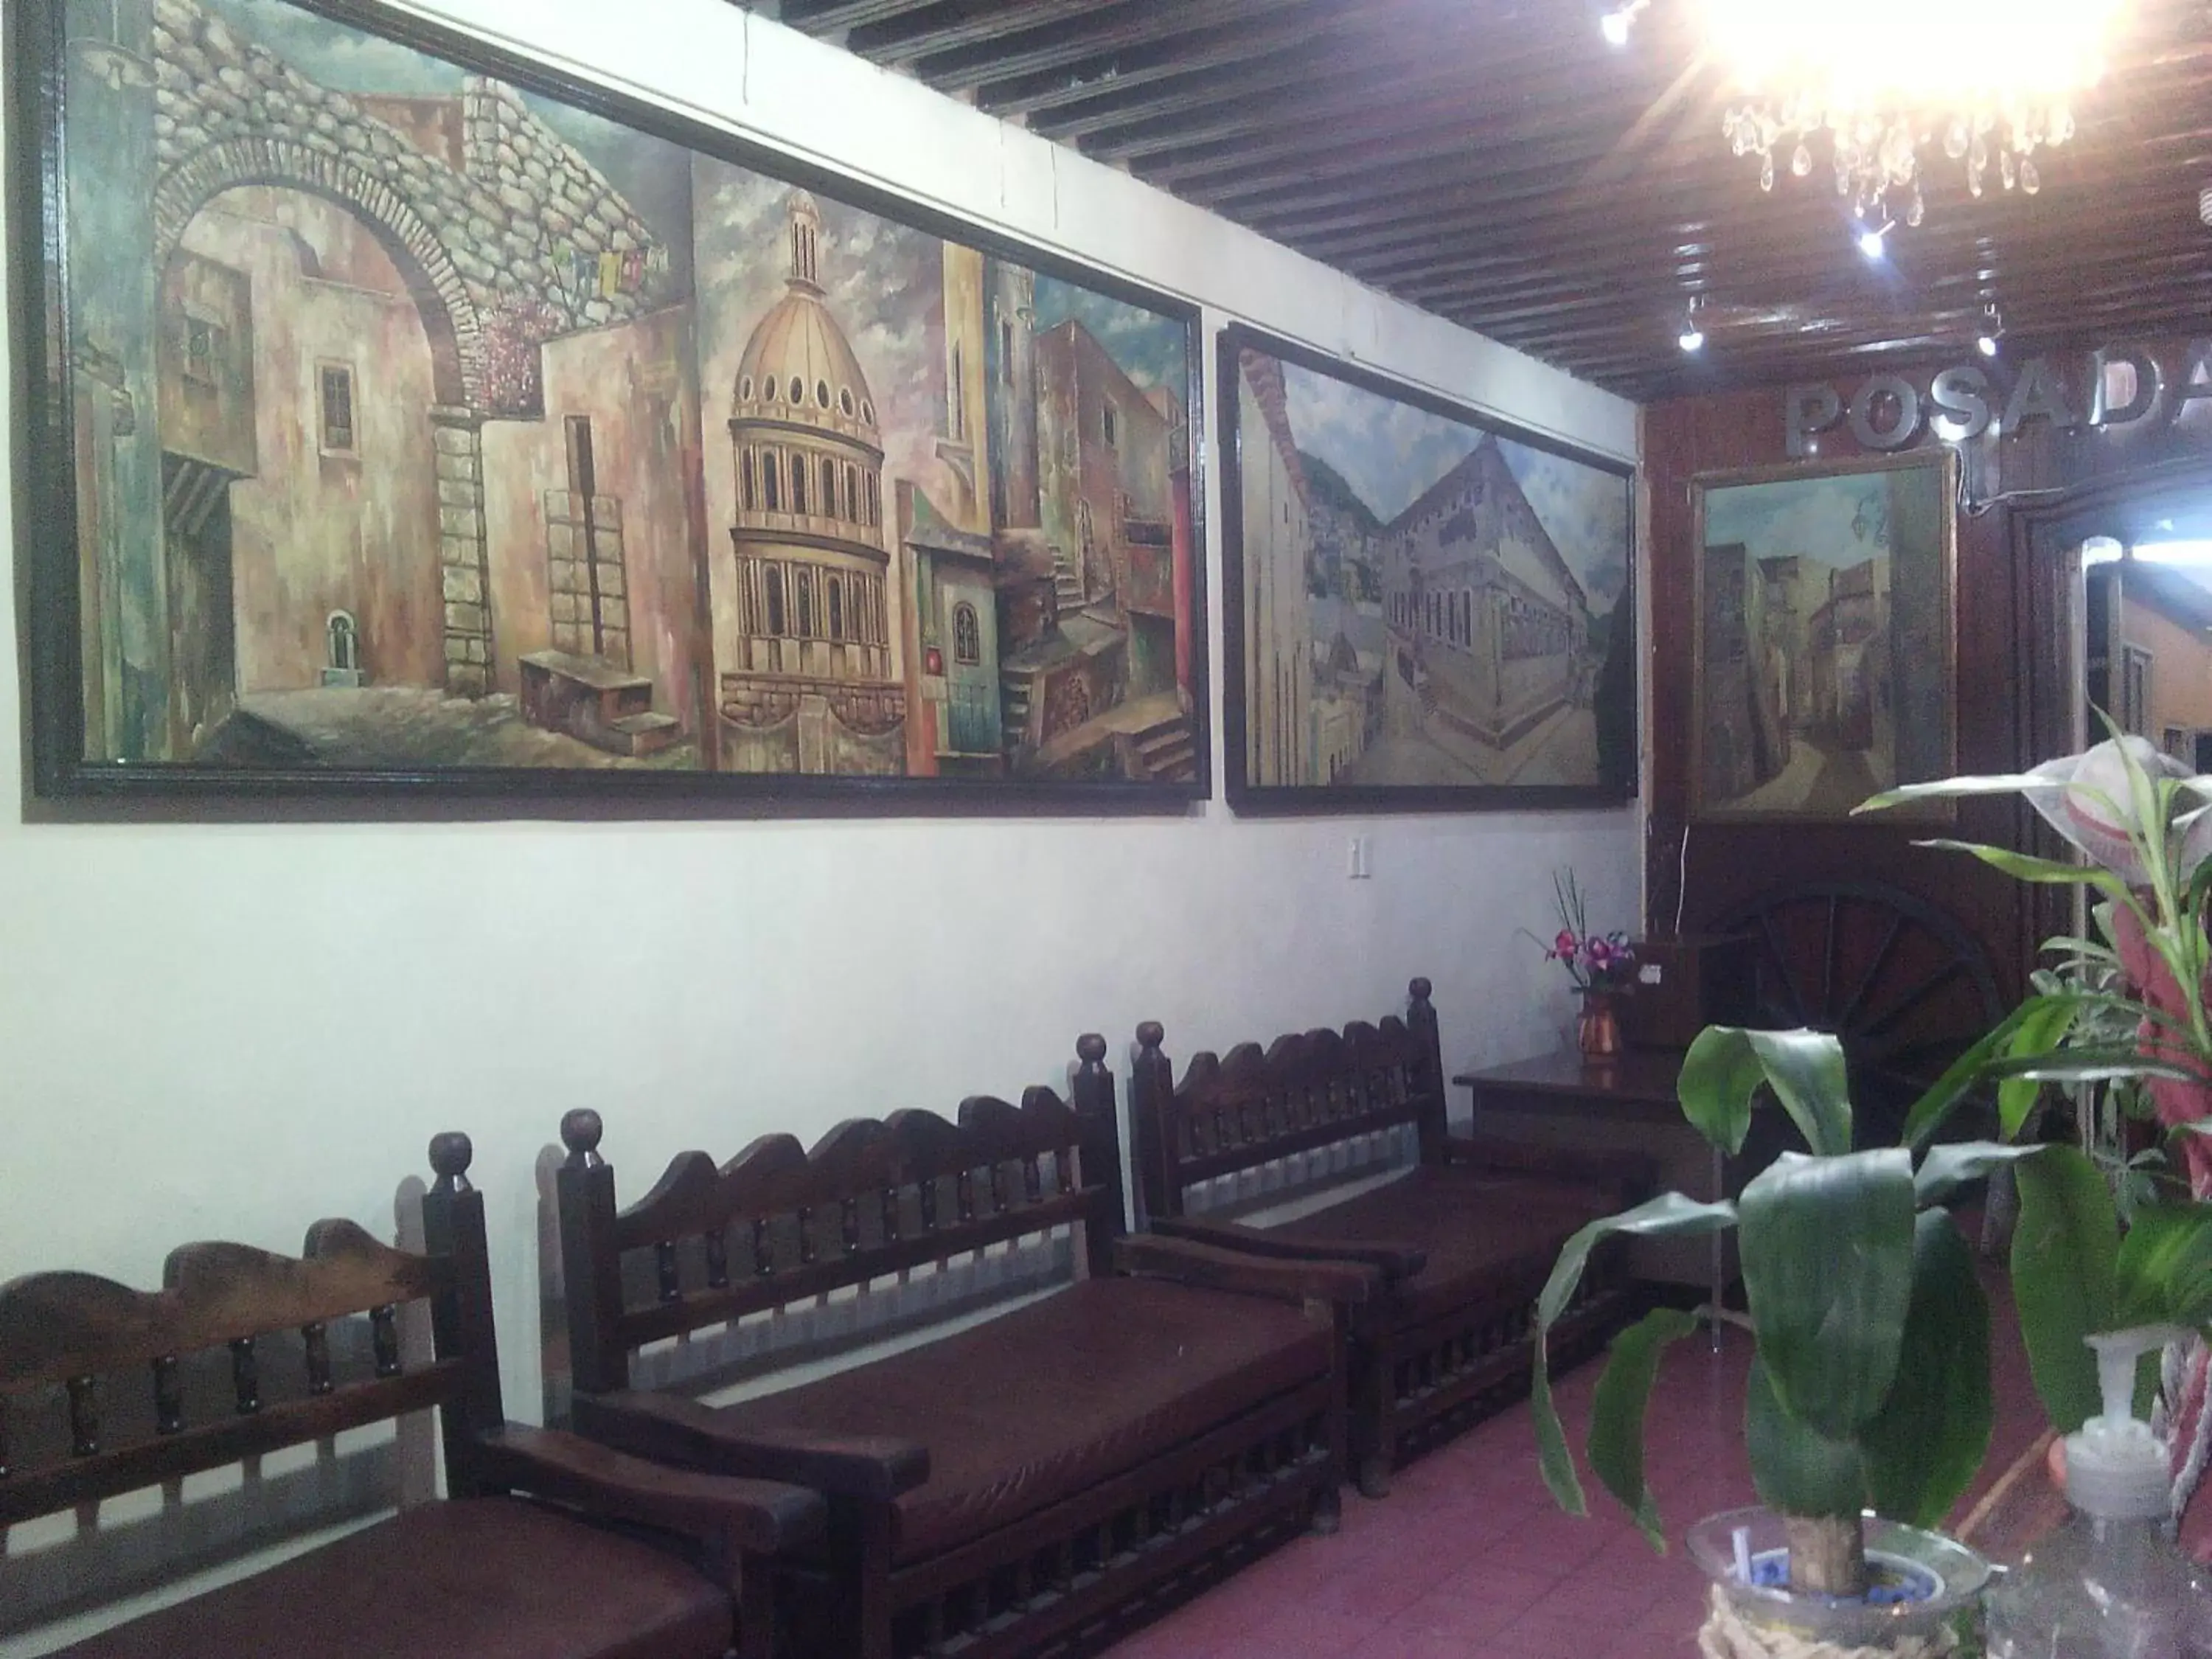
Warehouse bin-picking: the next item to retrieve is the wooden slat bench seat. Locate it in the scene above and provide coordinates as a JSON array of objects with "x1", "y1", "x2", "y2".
[
  {"x1": 555, "y1": 1037, "x2": 1379, "y2": 1659},
  {"x1": 1129, "y1": 980, "x2": 1656, "y2": 1496},
  {"x1": 0, "y1": 1135, "x2": 822, "y2": 1659}
]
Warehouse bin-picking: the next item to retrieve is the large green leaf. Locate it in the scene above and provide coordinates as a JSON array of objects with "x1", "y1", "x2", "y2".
[
  {"x1": 1914, "y1": 1141, "x2": 2049, "y2": 1206},
  {"x1": 1677, "y1": 1027, "x2": 1851, "y2": 1158},
  {"x1": 1587, "y1": 1306, "x2": 1701, "y2": 1548},
  {"x1": 1738, "y1": 1149, "x2": 1917, "y2": 1439},
  {"x1": 1532, "y1": 1193, "x2": 1739, "y2": 1514},
  {"x1": 1746, "y1": 1353, "x2": 1866, "y2": 1519},
  {"x1": 1857, "y1": 773, "x2": 2059, "y2": 812},
  {"x1": 1899, "y1": 995, "x2": 2067, "y2": 1149},
  {"x1": 2115, "y1": 1202, "x2": 2212, "y2": 1331},
  {"x1": 2012, "y1": 1145, "x2": 2120, "y2": 1433},
  {"x1": 1860, "y1": 1211, "x2": 1993, "y2": 1528}
]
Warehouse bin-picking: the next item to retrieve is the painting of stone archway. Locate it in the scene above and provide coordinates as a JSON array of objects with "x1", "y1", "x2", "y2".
[{"x1": 19, "y1": 0, "x2": 1206, "y2": 807}]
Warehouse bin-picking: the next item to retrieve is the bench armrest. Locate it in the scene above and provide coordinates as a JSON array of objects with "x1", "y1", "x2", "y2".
[
  {"x1": 473, "y1": 1423, "x2": 826, "y2": 1555},
  {"x1": 572, "y1": 1388, "x2": 931, "y2": 1501},
  {"x1": 1112, "y1": 1231, "x2": 1380, "y2": 1306},
  {"x1": 1444, "y1": 1133, "x2": 1658, "y2": 1200},
  {"x1": 1150, "y1": 1215, "x2": 1427, "y2": 1283}
]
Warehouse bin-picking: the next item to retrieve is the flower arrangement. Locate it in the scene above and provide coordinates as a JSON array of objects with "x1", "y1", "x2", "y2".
[{"x1": 1529, "y1": 868, "x2": 1638, "y2": 992}]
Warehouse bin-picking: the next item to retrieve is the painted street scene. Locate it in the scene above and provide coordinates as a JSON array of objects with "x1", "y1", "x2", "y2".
[
  {"x1": 1235, "y1": 346, "x2": 1635, "y2": 791},
  {"x1": 1697, "y1": 463, "x2": 1950, "y2": 817},
  {"x1": 63, "y1": 0, "x2": 1198, "y2": 782}
]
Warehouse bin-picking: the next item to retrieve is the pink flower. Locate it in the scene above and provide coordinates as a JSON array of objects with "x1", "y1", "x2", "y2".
[{"x1": 1554, "y1": 930, "x2": 1578, "y2": 958}]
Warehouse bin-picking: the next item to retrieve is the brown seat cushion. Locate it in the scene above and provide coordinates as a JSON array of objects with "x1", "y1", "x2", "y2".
[
  {"x1": 1237, "y1": 1164, "x2": 1613, "y2": 1328},
  {"x1": 51, "y1": 1498, "x2": 729, "y2": 1659},
  {"x1": 714, "y1": 1276, "x2": 1331, "y2": 1565}
]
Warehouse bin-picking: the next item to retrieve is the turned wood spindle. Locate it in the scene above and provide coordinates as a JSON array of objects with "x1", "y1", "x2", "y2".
[
  {"x1": 879, "y1": 1186, "x2": 900, "y2": 1243},
  {"x1": 152, "y1": 1354, "x2": 184, "y2": 1434},
  {"x1": 369, "y1": 1304, "x2": 402, "y2": 1377},
  {"x1": 839, "y1": 1195, "x2": 860, "y2": 1255},
  {"x1": 987, "y1": 1161, "x2": 1009, "y2": 1214},
  {"x1": 302, "y1": 1322, "x2": 333, "y2": 1396},
  {"x1": 67, "y1": 1375, "x2": 99, "y2": 1457},
  {"x1": 750, "y1": 1217, "x2": 773, "y2": 1277},
  {"x1": 230, "y1": 1336, "x2": 260, "y2": 1415},
  {"x1": 955, "y1": 1169, "x2": 975, "y2": 1223},
  {"x1": 919, "y1": 1176, "x2": 939, "y2": 1231},
  {"x1": 703, "y1": 1228, "x2": 730, "y2": 1290},
  {"x1": 655, "y1": 1240, "x2": 681, "y2": 1304},
  {"x1": 796, "y1": 1206, "x2": 817, "y2": 1266},
  {"x1": 1022, "y1": 1153, "x2": 1042, "y2": 1204}
]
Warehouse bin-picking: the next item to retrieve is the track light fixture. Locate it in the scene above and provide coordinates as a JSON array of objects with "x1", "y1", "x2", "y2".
[
  {"x1": 1599, "y1": 0, "x2": 1648, "y2": 47},
  {"x1": 1677, "y1": 298, "x2": 1706, "y2": 353}
]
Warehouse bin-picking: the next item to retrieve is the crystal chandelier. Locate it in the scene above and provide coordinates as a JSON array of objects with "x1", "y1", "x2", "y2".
[{"x1": 1696, "y1": 0, "x2": 2128, "y2": 226}]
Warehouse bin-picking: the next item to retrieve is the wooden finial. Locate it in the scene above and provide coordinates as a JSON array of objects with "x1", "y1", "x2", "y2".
[
  {"x1": 1077, "y1": 1032, "x2": 1109, "y2": 1071},
  {"x1": 1409, "y1": 978, "x2": 1433, "y2": 1006},
  {"x1": 560, "y1": 1110, "x2": 605, "y2": 1169},
  {"x1": 428, "y1": 1132, "x2": 474, "y2": 1192},
  {"x1": 1136, "y1": 1021, "x2": 1165, "y2": 1056}
]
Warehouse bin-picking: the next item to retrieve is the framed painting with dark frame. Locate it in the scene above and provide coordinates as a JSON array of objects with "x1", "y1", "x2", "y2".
[
  {"x1": 1217, "y1": 325, "x2": 1638, "y2": 815},
  {"x1": 13, "y1": 0, "x2": 1208, "y2": 813},
  {"x1": 1689, "y1": 449, "x2": 1959, "y2": 823}
]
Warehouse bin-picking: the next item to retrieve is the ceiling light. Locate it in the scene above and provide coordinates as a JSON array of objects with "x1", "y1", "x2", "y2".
[
  {"x1": 1696, "y1": 0, "x2": 2126, "y2": 227},
  {"x1": 1856, "y1": 224, "x2": 1891, "y2": 260},
  {"x1": 1677, "y1": 299, "x2": 1705, "y2": 352},
  {"x1": 1600, "y1": 1, "x2": 1647, "y2": 46}
]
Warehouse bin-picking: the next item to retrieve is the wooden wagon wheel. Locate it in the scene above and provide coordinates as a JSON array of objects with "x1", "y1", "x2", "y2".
[{"x1": 1710, "y1": 880, "x2": 2008, "y2": 1151}]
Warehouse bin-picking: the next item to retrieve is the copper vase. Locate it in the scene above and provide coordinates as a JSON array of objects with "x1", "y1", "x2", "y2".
[{"x1": 1577, "y1": 990, "x2": 1624, "y2": 1060}]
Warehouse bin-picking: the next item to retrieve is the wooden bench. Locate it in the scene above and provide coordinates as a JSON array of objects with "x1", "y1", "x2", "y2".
[
  {"x1": 0, "y1": 1133, "x2": 822, "y2": 1659},
  {"x1": 554, "y1": 1037, "x2": 1377, "y2": 1659},
  {"x1": 1128, "y1": 980, "x2": 1656, "y2": 1496}
]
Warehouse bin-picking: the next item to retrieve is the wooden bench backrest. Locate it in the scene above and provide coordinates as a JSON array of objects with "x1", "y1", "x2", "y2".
[
  {"x1": 0, "y1": 1135, "x2": 501, "y2": 1530},
  {"x1": 558, "y1": 1037, "x2": 1125, "y2": 1397},
  {"x1": 1131, "y1": 978, "x2": 1448, "y2": 1222}
]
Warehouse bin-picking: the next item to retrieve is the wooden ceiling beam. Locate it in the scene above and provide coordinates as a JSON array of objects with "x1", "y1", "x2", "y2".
[
  {"x1": 844, "y1": 0, "x2": 1113, "y2": 63},
  {"x1": 972, "y1": 17, "x2": 1318, "y2": 119},
  {"x1": 904, "y1": 0, "x2": 1316, "y2": 91},
  {"x1": 771, "y1": 0, "x2": 947, "y2": 35}
]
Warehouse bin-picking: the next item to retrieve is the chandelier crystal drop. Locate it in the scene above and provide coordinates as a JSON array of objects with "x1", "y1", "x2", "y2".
[{"x1": 1700, "y1": 0, "x2": 2124, "y2": 224}]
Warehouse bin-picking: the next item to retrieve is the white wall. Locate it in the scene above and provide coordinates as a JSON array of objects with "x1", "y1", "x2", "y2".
[{"x1": 0, "y1": 0, "x2": 1641, "y2": 1426}]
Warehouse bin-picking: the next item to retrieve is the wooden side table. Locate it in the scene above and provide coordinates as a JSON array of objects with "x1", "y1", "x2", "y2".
[{"x1": 1453, "y1": 1048, "x2": 1733, "y2": 1344}]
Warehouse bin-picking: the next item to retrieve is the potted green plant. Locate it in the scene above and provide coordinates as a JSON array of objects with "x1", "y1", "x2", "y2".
[{"x1": 1530, "y1": 1026, "x2": 2037, "y2": 1654}]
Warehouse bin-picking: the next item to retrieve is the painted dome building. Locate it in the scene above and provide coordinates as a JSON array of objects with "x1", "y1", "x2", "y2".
[{"x1": 720, "y1": 190, "x2": 906, "y2": 774}]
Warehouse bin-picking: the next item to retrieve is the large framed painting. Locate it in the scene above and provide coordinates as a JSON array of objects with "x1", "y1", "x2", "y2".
[
  {"x1": 13, "y1": 0, "x2": 1206, "y2": 810},
  {"x1": 1691, "y1": 451, "x2": 1958, "y2": 821},
  {"x1": 1217, "y1": 326, "x2": 1638, "y2": 813}
]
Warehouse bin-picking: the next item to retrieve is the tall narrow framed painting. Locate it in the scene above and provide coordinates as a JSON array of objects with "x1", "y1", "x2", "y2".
[
  {"x1": 1217, "y1": 326, "x2": 1638, "y2": 813},
  {"x1": 1690, "y1": 451, "x2": 1958, "y2": 822},
  {"x1": 13, "y1": 0, "x2": 1206, "y2": 810}
]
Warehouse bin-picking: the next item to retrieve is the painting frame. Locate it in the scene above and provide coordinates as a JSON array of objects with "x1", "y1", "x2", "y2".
[
  {"x1": 1688, "y1": 448, "x2": 1959, "y2": 824},
  {"x1": 1217, "y1": 323, "x2": 1639, "y2": 815},
  {"x1": 11, "y1": 0, "x2": 1211, "y2": 815}
]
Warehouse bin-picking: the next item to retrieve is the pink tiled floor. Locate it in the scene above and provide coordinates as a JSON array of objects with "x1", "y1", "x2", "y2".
[{"x1": 1105, "y1": 1258, "x2": 2043, "y2": 1659}]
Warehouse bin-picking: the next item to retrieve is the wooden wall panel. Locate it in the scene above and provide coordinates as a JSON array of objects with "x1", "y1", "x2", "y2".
[{"x1": 1644, "y1": 344, "x2": 2212, "y2": 998}]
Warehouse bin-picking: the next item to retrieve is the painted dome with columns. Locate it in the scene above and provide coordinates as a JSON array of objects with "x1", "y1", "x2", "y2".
[{"x1": 732, "y1": 190, "x2": 880, "y2": 445}]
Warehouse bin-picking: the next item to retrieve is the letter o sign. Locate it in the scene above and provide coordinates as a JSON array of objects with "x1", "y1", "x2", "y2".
[{"x1": 1848, "y1": 375, "x2": 1924, "y2": 451}]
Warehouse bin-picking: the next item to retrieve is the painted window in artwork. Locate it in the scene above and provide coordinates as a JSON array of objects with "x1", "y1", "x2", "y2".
[
  {"x1": 318, "y1": 362, "x2": 357, "y2": 455},
  {"x1": 762, "y1": 449, "x2": 782, "y2": 510},
  {"x1": 816, "y1": 379, "x2": 831, "y2": 409},
  {"x1": 740, "y1": 448, "x2": 757, "y2": 511},
  {"x1": 797, "y1": 571, "x2": 818, "y2": 637},
  {"x1": 844, "y1": 464, "x2": 858, "y2": 521},
  {"x1": 824, "y1": 457, "x2": 841, "y2": 517},
  {"x1": 828, "y1": 578, "x2": 845, "y2": 641},
  {"x1": 765, "y1": 566, "x2": 785, "y2": 635},
  {"x1": 953, "y1": 601, "x2": 981, "y2": 666},
  {"x1": 183, "y1": 315, "x2": 220, "y2": 387},
  {"x1": 740, "y1": 375, "x2": 754, "y2": 402},
  {"x1": 790, "y1": 457, "x2": 808, "y2": 515},
  {"x1": 790, "y1": 377, "x2": 805, "y2": 405},
  {"x1": 839, "y1": 387, "x2": 854, "y2": 417},
  {"x1": 1102, "y1": 403, "x2": 1118, "y2": 449}
]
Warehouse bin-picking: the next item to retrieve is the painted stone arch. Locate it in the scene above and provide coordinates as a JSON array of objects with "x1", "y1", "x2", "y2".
[
  {"x1": 150, "y1": 138, "x2": 498, "y2": 697},
  {"x1": 151, "y1": 137, "x2": 484, "y2": 411}
]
